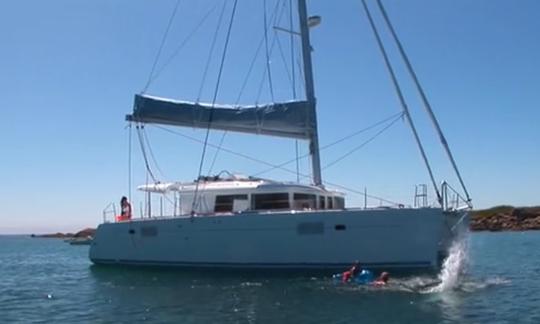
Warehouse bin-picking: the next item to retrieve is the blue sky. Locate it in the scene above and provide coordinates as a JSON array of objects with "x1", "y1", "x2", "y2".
[{"x1": 1, "y1": 0, "x2": 538, "y2": 234}]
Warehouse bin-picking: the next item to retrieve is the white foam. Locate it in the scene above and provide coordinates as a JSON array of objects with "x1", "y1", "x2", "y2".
[{"x1": 428, "y1": 236, "x2": 469, "y2": 293}]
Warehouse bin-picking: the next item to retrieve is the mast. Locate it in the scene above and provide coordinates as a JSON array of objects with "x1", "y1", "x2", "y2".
[{"x1": 297, "y1": 0, "x2": 322, "y2": 186}]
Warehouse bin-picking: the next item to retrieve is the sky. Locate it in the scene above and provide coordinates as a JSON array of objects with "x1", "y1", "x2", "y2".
[{"x1": 1, "y1": 0, "x2": 538, "y2": 234}]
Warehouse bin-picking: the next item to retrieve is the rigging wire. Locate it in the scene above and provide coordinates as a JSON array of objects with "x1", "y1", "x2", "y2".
[
  {"x1": 151, "y1": 110, "x2": 403, "y2": 207},
  {"x1": 141, "y1": 127, "x2": 167, "y2": 179},
  {"x1": 139, "y1": 128, "x2": 177, "y2": 211},
  {"x1": 322, "y1": 112, "x2": 403, "y2": 170},
  {"x1": 156, "y1": 125, "x2": 280, "y2": 172},
  {"x1": 360, "y1": 0, "x2": 442, "y2": 205},
  {"x1": 323, "y1": 179, "x2": 402, "y2": 207},
  {"x1": 191, "y1": 0, "x2": 239, "y2": 214},
  {"x1": 197, "y1": 0, "x2": 228, "y2": 102},
  {"x1": 197, "y1": 1, "x2": 227, "y2": 174},
  {"x1": 135, "y1": 125, "x2": 157, "y2": 183},
  {"x1": 375, "y1": 0, "x2": 471, "y2": 204},
  {"x1": 255, "y1": 0, "x2": 289, "y2": 103},
  {"x1": 207, "y1": 0, "x2": 286, "y2": 176},
  {"x1": 133, "y1": 2, "x2": 224, "y2": 215},
  {"x1": 295, "y1": 54, "x2": 306, "y2": 95},
  {"x1": 253, "y1": 111, "x2": 403, "y2": 176},
  {"x1": 267, "y1": 0, "x2": 297, "y2": 95},
  {"x1": 234, "y1": 40, "x2": 264, "y2": 105},
  {"x1": 287, "y1": 0, "x2": 299, "y2": 180},
  {"x1": 206, "y1": 130, "x2": 227, "y2": 176},
  {"x1": 321, "y1": 112, "x2": 403, "y2": 150},
  {"x1": 289, "y1": 0, "x2": 297, "y2": 99},
  {"x1": 274, "y1": 30, "x2": 294, "y2": 91},
  {"x1": 134, "y1": 2, "x2": 411, "y2": 210},
  {"x1": 154, "y1": 124, "x2": 402, "y2": 206},
  {"x1": 295, "y1": 140, "x2": 300, "y2": 182},
  {"x1": 145, "y1": 172, "x2": 149, "y2": 217},
  {"x1": 263, "y1": 0, "x2": 275, "y2": 102},
  {"x1": 234, "y1": 0, "x2": 284, "y2": 105},
  {"x1": 127, "y1": 123, "x2": 132, "y2": 204},
  {"x1": 148, "y1": 4, "x2": 219, "y2": 86},
  {"x1": 142, "y1": 0, "x2": 182, "y2": 93}
]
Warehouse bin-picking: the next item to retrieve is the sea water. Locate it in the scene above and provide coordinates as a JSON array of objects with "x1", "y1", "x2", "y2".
[{"x1": 0, "y1": 232, "x2": 539, "y2": 323}]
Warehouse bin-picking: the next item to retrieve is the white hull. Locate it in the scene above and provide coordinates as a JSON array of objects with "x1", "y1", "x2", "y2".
[{"x1": 89, "y1": 208, "x2": 464, "y2": 270}]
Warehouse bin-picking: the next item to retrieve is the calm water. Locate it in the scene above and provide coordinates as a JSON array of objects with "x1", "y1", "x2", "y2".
[{"x1": 1, "y1": 232, "x2": 539, "y2": 323}]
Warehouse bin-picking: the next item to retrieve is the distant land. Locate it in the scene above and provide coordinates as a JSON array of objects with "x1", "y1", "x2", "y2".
[
  {"x1": 31, "y1": 228, "x2": 95, "y2": 239},
  {"x1": 470, "y1": 206, "x2": 540, "y2": 231}
]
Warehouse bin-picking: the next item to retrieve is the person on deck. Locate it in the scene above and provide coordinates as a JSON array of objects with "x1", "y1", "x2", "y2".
[{"x1": 120, "y1": 196, "x2": 132, "y2": 220}]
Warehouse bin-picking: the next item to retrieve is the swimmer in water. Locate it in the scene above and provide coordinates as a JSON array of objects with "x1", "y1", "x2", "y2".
[
  {"x1": 341, "y1": 261, "x2": 361, "y2": 283},
  {"x1": 372, "y1": 272, "x2": 390, "y2": 286}
]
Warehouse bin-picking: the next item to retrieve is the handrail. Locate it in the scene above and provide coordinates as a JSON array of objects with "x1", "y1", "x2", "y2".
[
  {"x1": 441, "y1": 181, "x2": 472, "y2": 211},
  {"x1": 102, "y1": 202, "x2": 117, "y2": 223}
]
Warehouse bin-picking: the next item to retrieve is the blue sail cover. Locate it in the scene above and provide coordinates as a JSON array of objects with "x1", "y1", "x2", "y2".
[{"x1": 127, "y1": 94, "x2": 315, "y2": 139}]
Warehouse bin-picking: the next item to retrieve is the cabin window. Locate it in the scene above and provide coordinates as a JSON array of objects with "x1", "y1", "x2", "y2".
[
  {"x1": 318, "y1": 196, "x2": 325, "y2": 209},
  {"x1": 293, "y1": 193, "x2": 316, "y2": 210},
  {"x1": 327, "y1": 196, "x2": 333, "y2": 209},
  {"x1": 215, "y1": 195, "x2": 248, "y2": 212},
  {"x1": 252, "y1": 193, "x2": 289, "y2": 210},
  {"x1": 334, "y1": 197, "x2": 345, "y2": 209}
]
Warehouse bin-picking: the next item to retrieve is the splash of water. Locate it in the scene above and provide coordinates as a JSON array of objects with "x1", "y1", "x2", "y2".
[{"x1": 428, "y1": 236, "x2": 469, "y2": 293}]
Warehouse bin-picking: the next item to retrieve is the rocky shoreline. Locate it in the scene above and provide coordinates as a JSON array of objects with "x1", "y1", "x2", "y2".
[
  {"x1": 31, "y1": 228, "x2": 96, "y2": 239},
  {"x1": 470, "y1": 206, "x2": 540, "y2": 231}
]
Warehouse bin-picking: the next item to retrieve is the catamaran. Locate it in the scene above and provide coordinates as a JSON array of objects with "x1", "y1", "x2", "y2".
[{"x1": 90, "y1": 0, "x2": 471, "y2": 270}]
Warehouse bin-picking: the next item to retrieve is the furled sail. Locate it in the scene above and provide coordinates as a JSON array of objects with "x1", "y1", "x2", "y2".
[{"x1": 127, "y1": 94, "x2": 315, "y2": 140}]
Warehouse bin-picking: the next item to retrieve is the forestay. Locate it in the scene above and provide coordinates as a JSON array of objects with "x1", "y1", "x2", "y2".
[{"x1": 127, "y1": 94, "x2": 316, "y2": 140}]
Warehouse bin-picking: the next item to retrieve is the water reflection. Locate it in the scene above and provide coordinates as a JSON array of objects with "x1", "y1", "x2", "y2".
[
  {"x1": 88, "y1": 265, "x2": 449, "y2": 323},
  {"x1": 0, "y1": 234, "x2": 530, "y2": 323}
]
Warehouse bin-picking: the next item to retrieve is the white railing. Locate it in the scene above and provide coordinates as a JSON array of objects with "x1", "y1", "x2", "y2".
[
  {"x1": 102, "y1": 202, "x2": 117, "y2": 223},
  {"x1": 441, "y1": 181, "x2": 472, "y2": 211}
]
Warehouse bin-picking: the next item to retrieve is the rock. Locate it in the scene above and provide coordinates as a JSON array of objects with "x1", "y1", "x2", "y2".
[
  {"x1": 35, "y1": 232, "x2": 73, "y2": 238},
  {"x1": 73, "y1": 228, "x2": 96, "y2": 238},
  {"x1": 470, "y1": 206, "x2": 540, "y2": 232},
  {"x1": 32, "y1": 228, "x2": 95, "y2": 238}
]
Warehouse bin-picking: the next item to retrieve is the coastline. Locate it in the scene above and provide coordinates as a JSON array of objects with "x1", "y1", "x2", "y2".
[
  {"x1": 470, "y1": 206, "x2": 540, "y2": 232},
  {"x1": 31, "y1": 228, "x2": 95, "y2": 239}
]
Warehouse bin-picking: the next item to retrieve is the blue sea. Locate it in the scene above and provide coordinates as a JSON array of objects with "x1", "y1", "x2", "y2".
[{"x1": 1, "y1": 232, "x2": 539, "y2": 323}]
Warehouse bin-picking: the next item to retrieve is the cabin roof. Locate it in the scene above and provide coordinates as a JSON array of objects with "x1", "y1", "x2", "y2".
[{"x1": 137, "y1": 178, "x2": 344, "y2": 196}]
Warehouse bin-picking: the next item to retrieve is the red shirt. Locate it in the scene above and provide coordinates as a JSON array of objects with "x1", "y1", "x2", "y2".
[{"x1": 342, "y1": 270, "x2": 353, "y2": 283}]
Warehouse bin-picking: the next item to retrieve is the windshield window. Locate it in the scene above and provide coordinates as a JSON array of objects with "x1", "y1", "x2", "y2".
[
  {"x1": 252, "y1": 193, "x2": 289, "y2": 210},
  {"x1": 293, "y1": 193, "x2": 316, "y2": 210}
]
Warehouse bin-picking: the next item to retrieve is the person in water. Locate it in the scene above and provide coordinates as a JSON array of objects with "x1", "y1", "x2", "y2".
[
  {"x1": 338, "y1": 262, "x2": 390, "y2": 285},
  {"x1": 341, "y1": 262, "x2": 361, "y2": 283},
  {"x1": 372, "y1": 272, "x2": 390, "y2": 286},
  {"x1": 120, "y1": 196, "x2": 132, "y2": 220}
]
